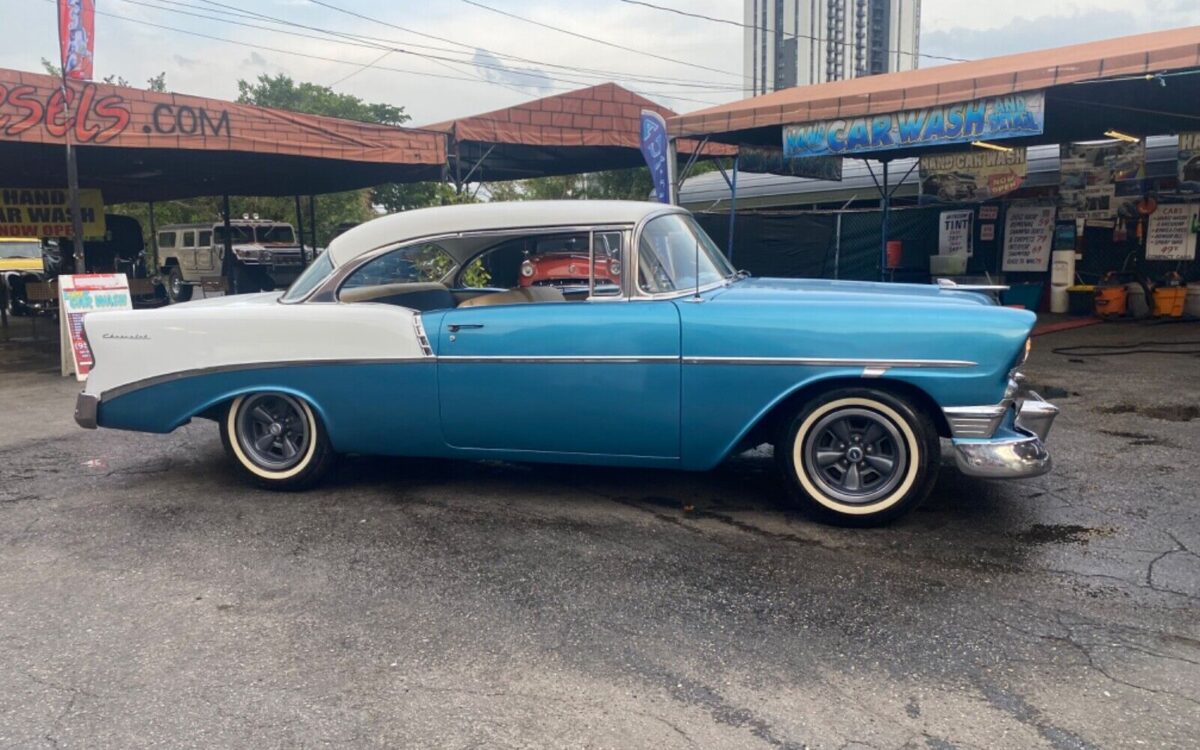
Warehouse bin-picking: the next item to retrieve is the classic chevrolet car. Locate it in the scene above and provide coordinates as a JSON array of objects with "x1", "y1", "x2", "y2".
[
  {"x1": 75, "y1": 201, "x2": 1057, "y2": 526},
  {"x1": 518, "y1": 234, "x2": 621, "y2": 289}
]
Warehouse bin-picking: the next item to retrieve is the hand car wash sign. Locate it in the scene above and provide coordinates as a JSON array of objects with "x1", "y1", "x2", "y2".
[{"x1": 783, "y1": 92, "x2": 1045, "y2": 158}]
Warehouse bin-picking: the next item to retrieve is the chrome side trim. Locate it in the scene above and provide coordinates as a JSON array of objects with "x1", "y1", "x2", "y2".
[
  {"x1": 681, "y1": 356, "x2": 976, "y2": 368},
  {"x1": 943, "y1": 404, "x2": 1008, "y2": 439},
  {"x1": 437, "y1": 355, "x2": 678, "y2": 364},
  {"x1": 100, "y1": 358, "x2": 432, "y2": 402},
  {"x1": 413, "y1": 315, "x2": 434, "y2": 357},
  {"x1": 861, "y1": 366, "x2": 888, "y2": 378}
]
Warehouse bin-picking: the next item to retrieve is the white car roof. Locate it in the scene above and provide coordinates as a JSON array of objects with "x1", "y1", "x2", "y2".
[{"x1": 326, "y1": 200, "x2": 683, "y2": 268}]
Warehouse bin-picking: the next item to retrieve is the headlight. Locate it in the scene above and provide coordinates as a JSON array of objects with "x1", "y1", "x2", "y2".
[
  {"x1": 520, "y1": 260, "x2": 535, "y2": 277},
  {"x1": 1019, "y1": 337, "x2": 1032, "y2": 367},
  {"x1": 261, "y1": 251, "x2": 272, "y2": 263}
]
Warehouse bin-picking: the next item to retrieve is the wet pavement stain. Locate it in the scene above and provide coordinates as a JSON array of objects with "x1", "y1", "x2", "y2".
[{"x1": 1011, "y1": 524, "x2": 1118, "y2": 546}]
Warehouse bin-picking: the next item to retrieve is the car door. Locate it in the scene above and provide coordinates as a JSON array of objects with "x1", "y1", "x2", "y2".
[
  {"x1": 195, "y1": 229, "x2": 214, "y2": 271},
  {"x1": 180, "y1": 231, "x2": 196, "y2": 276},
  {"x1": 437, "y1": 232, "x2": 681, "y2": 459}
]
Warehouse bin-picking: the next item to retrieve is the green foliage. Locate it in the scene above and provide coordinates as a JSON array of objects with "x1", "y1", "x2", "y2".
[
  {"x1": 146, "y1": 72, "x2": 167, "y2": 92},
  {"x1": 236, "y1": 74, "x2": 409, "y2": 127}
]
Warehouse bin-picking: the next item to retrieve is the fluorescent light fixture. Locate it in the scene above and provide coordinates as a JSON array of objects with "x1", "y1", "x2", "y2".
[
  {"x1": 1104, "y1": 130, "x2": 1140, "y2": 143},
  {"x1": 971, "y1": 141, "x2": 1014, "y2": 152}
]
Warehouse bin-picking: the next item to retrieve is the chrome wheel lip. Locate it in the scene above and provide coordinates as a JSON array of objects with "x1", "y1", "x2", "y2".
[
  {"x1": 802, "y1": 406, "x2": 907, "y2": 505},
  {"x1": 235, "y1": 393, "x2": 311, "y2": 471}
]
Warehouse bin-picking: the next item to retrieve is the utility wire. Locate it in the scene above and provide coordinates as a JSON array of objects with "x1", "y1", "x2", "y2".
[
  {"x1": 459, "y1": 0, "x2": 749, "y2": 82},
  {"x1": 617, "y1": 0, "x2": 970, "y2": 64},
  {"x1": 103, "y1": 0, "x2": 726, "y2": 104},
  {"x1": 305, "y1": 0, "x2": 741, "y2": 91}
]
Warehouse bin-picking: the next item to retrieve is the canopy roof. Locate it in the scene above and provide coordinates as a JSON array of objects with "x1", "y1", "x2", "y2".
[
  {"x1": 0, "y1": 68, "x2": 447, "y2": 203},
  {"x1": 424, "y1": 83, "x2": 735, "y2": 182},
  {"x1": 669, "y1": 27, "x2": 1200, "y2": 158}
]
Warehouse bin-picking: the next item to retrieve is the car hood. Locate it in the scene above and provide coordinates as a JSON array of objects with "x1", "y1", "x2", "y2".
[{"x1": 706, "y1": 277, "x2": 996, "y2": 307}]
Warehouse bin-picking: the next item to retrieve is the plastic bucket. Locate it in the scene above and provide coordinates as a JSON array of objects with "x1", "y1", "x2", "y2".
[
  {"x1": 1153, "y1": 286, "x2": 1187, "y2": 317},
  {"x1": 1095, "y1": 285, "x2": 1128, "y2": 317}
]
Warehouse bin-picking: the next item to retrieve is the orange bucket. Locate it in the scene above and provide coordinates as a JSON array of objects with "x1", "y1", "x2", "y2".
[
  {"x1": 1152, "y1": 286, "x2": 1187, "y2": 317},
  {"x1": 1094, "y1": 275, "x2": 1127, "y2": 318}
]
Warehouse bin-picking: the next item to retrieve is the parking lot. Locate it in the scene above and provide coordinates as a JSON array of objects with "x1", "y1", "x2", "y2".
[{"x1": 1, "y1": 319, "x2": 1198, "y2": 749}]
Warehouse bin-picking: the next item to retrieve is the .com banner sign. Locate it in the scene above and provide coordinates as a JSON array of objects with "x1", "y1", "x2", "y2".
[{"x1": 783, "y1": 92, "x2": 1044, "y2": 159}]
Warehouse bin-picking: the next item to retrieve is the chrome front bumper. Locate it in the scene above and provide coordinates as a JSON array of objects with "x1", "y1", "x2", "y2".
[
  {"x1": 950, "y1": 392, "x2": 1058, "y2": 479},
  {"x1": 75, "y1": 392, "x2": 99, "y2": 429}
]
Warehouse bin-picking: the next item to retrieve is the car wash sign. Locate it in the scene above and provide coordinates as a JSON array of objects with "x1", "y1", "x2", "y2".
[
  {"x1": 783, "y1": 92, "x2": 1044, "y2": 159},
  {"x1": 0, "y1": 188, "x2": 105, "y2": 238}
]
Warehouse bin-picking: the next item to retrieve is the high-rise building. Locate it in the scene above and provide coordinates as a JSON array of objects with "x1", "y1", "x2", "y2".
[{"x1": 743, "y1": 0, "x2": 921, "y2": 96}]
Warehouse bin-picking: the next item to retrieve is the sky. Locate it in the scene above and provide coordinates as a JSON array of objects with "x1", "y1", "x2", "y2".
[{"x1": 0, "y1": 0, "x2": 1197, "y2": 126}]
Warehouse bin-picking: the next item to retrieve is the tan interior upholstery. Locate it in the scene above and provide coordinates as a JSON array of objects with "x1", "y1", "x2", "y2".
[
  {"x1": 340, "y1": 281, "x2": 448, "y2": 303},
  {"x1": 457, "y1": 286, "x2": 565, "y2": 308}
]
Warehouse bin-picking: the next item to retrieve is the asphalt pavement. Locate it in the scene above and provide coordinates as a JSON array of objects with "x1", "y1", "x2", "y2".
[{"x1": 1, "y1": 317, "x2": 1198, "y2": 749}]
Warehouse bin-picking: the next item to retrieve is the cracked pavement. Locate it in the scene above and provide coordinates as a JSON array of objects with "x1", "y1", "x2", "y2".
[{"x1": 0, "y1": 320, "x2": 1198, "y2": 748}]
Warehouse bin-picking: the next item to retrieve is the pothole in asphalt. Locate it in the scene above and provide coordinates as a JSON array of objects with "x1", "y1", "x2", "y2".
[
  {"x1": 1098, "y1": 403, "x2": 1200, "y2": 421},
  {"x1": 1011, "y1": 523, "x2": 1117, "y2": 545}
]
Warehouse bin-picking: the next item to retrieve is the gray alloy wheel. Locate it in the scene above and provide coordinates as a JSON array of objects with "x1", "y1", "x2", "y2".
[
  {"x1": 234, "y1": 393, "x2": 311, "y2": 472},
  {"x1": 802, "y1": 407, "x2": 907, "y2": 505}
]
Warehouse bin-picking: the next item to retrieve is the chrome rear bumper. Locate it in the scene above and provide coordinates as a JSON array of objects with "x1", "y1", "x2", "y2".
[{"x1": 951, "y1": 392, "x2": 1058, "y2": 479}]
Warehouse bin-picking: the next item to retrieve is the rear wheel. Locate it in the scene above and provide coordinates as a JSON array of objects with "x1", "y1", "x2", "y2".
[
  {"x1": 775, "y1": 388, "x2": 939, "y2": 526},
  {"x1": 220, "y1": 392, "x2": 334, "y2": 490},
  {"x1": 166, "y1": 266, "x2": 192, "y2": 303}
]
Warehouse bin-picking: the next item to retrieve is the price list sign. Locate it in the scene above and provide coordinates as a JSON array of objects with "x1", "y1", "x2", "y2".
[{"x1": 1002, "y1": 206, "x2": 1057, "y2": 272}]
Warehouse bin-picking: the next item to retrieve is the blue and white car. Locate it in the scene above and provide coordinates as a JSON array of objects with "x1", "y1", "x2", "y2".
[{"x1": 75, "y1": 201, "x2": 1057, "y2": 525}]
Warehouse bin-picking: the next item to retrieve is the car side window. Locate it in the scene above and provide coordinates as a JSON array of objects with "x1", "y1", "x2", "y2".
[
  {"x1": 340, "y1": 243, "x2": 456, "y2": 291},
  {"x1": 182, "y1": 231, "x2": 195, "y2": 248},
  {"x1": 157, "y1": 232, "x2": 175, "y2": 249},
  {"x1": 459, "y1": 231, "x2": 624, "y2": 298},
  {"x1": 198, "y1": 230, "x2": 212, "y2": 247}
]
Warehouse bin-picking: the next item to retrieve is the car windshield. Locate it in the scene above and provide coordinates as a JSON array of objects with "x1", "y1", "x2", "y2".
[
  {"x1": 637, "y1": 213, "x2": 733, "y2": 294},
  {"x1": 256, "y1": 225, "x2": 296, "y2": 244},
  {"x1": 281, "y1": 252, "x2": 333, "y2": 302},
  {"x1": 214, "y1": 226, "x2": 254, "y2": 244},
  {"x1": 0, "y1": 241, "x2": 41, "y2": 259}
]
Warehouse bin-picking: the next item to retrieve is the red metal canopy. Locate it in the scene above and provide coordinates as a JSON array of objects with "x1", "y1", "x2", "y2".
[
  {"x1": 424, "y1": 83, "x2": 734, "y2": 182},
  {"x1": 0, "y1": 67, "x2": 447, "y2": 202},
  {"x1": 669, "y1": 26, "x2": 1200, "y2": 149}
]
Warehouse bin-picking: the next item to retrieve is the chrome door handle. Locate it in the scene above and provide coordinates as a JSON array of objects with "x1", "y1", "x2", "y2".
[{"x1": 447, "y1": 324, "x2": 484, "y2": 332}]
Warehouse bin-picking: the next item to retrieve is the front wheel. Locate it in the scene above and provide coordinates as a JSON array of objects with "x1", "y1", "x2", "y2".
[
  {"x1": 776, "y1": 388, "x2": 940, "y2": 526},
  {"x1": 166, "y1": 267, "x2": 193, "y2": 303},
  {"x1": 220, "y1": 392, "x2": 334, "y2": 490}
]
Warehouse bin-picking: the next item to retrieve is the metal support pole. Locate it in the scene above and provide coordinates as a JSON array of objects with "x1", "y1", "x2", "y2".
[
  {"x1": 727, "y1": 156, "x2": 739, "y2": 262},
  {"x1": 879, "y1": 160, "x2": 890, "y2": 282},
  {"x1": 666, "y1": 138, "x2": 679, "y2": 205},
  {"x1": 57, "y1": 80, "x2": 87, "y2": 272},
  {"x1": 309, "y1": 195, "x2": 317, "y2": 258},
  {"x1": 147, "y1": 201, "x2": 158, "y2": 275},
  {"x1": 293, "y1": 195, "x2": 305, "y2": 263},
  {"x1": 221, "y1": 194, "x2": 234, "y2": 293},
  {"x1": 834, "y1": 213, "x2": 842, "y2": 280}
]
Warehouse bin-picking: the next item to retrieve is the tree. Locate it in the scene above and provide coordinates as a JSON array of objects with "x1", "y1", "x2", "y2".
[{"x1": 236, "y1": 74, "x2": 409, "y2": 127}]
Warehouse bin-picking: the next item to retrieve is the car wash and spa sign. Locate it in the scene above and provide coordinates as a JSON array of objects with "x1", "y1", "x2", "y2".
[
  {"x1": 919, "y1": 148, "x2": 1027, "y2": 203},
  {"x1": 0, "y1": 188, "x2": 105, "y2": 238},
  {"x1": 58, "y1": 273, "x2": 131, "y2": 380},
  {"x1": 783, "y1": 92, "x2": 1045, "y2": 159}
]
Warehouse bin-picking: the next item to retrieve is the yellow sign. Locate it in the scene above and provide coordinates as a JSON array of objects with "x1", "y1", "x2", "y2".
[{"x1": 0, "y1": 188, "x2": 106, "y2": 239}]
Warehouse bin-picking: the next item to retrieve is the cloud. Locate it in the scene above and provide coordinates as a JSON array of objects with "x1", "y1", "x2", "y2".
[
  {"x1": 922, "y1": 8, "x2": 1164, "y2": 62},
  {"x1": 471, "y1": 48, "x2": 553, "y2": 93},
  {"x1": 243, "y1": 51, "x2": 270, "y2": 69}
]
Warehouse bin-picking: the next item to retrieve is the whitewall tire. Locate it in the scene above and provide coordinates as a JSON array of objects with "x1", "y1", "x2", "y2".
[
  {"x1": 776, "y1": 388, "x2": 939, "y2": 526},
  {"x1": 220, "y1": 392, "x2": 334, "y2": 490}
]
